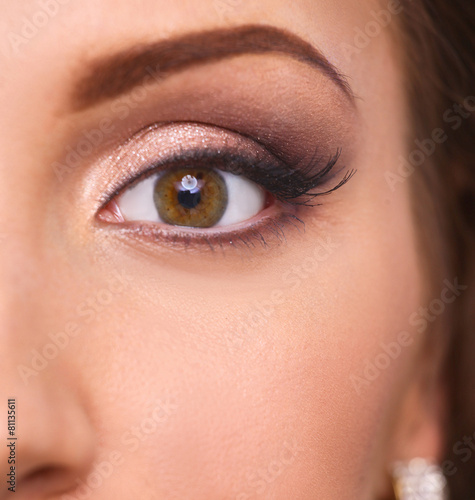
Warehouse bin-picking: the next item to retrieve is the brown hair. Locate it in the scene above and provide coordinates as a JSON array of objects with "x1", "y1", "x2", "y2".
[{"x1": 398, "y1": 1, "x2": 475, "y2": 497}]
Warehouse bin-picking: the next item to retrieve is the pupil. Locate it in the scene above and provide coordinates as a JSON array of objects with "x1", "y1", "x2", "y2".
[{"x1": 177, "y1": 188, "x2": 201, "y2": 209}]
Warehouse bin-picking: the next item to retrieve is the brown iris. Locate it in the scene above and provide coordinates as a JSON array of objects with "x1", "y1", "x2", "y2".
[{"x1": 153, "y1": 168, "x2": 228, "y2": 227}]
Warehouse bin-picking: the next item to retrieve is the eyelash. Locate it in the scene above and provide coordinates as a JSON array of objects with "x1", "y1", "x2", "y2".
[{"x1": 98, "y1": 142, "x2": 355, "y2": 252}]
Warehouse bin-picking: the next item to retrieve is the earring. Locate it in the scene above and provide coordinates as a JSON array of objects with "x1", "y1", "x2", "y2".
[{"x1": 392, "y1": 458, "x2": 449, "y2": 500}]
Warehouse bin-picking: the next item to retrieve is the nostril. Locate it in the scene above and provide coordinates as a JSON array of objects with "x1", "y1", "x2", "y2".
[
  {"x1": 21, "y1": 465, "x2": 80, "y2": 497},
  {"x1": 2, "y1": 382, "x2": 96, "y2": 499},
  {"x1": 25, "y1": 464, "x2": 59, "y2": 481}
]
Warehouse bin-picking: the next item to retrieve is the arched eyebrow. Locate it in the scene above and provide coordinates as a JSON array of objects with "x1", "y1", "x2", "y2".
[{"x1": 71, "y1": 24, "x2": 355, "y2": 111}]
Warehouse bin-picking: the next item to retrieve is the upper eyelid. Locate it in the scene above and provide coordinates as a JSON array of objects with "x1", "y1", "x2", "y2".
[{"x1": 96, "y1": 121, "x2": 351, "y2": 214}]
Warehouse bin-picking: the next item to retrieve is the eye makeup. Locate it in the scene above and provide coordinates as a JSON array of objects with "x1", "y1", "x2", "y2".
[
  {"x1": 59, "y1": 52, "x2": 360, "y2": 258},
  {"x1": 95, "y1": 121, "x2": 355, "y2": 252}
]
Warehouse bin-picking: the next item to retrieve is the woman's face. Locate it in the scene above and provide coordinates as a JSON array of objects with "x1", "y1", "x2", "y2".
[{"x1": 1, "y1": 0, "x2": 442, "y2": 499}]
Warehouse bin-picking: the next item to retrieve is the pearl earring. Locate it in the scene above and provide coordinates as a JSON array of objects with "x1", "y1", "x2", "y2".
[{"x1": 392, "y1": 458, "x2": 449, "y2": 500}]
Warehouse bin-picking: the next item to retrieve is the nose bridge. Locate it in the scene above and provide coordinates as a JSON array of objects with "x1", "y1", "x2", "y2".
[
  {"x1": 0, "y1": 232, "x2": 45, "y2": 356},
  {"x1": 0, "y1": 73, "x2": 62, "y2": 354},
  {"x1": 0, "y1": 219, "x2": 42, "y2": 289}
]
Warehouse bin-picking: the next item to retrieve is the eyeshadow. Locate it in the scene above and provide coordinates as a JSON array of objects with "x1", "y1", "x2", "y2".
[{"x1": 65, "y1": 54, "x2": 358, "y2": 179}]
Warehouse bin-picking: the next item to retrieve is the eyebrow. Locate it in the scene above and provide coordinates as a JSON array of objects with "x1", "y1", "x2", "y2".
[{"x1": 71, "y1": 24, "x2": 354, "y2": 111}]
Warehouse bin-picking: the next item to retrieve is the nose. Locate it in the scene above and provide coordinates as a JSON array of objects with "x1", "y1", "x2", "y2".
[
  {"x1": 0, "y1": 361, "x2": 96, "y2": 500},
  {"x1": 0, "y1": 239, "x2": 96, "y2": 499},
  {"x1": 0, "y1": 180, "x2": 96, "y2": 499}
]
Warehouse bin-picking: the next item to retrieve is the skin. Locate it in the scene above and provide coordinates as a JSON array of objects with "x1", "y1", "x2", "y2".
[{"x1": 0, "y1": 1, "x2": 446, "y2": 499}]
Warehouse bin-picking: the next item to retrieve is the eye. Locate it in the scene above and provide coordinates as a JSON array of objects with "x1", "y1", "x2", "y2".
[
  {"x1": 115, "y1": 166, "x2": 267, "y2": 228},
  {"x1": 96, "y1": 123, "x2": 354, "y2": 251}
]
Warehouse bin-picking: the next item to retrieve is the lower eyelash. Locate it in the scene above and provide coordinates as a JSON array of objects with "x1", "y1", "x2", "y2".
[{"x1": 100, "y1": 211, "x2": 306, "y2": 254}]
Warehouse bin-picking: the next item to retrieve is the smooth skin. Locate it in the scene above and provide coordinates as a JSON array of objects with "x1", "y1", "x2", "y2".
[{"x1": 0, "y1": 1, "x2": 445, "y2": 499}]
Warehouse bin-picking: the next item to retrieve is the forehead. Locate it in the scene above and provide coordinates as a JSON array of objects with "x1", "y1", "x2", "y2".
[{"x1": 0, "y1": 0, "x2": 379, "y2": 66}]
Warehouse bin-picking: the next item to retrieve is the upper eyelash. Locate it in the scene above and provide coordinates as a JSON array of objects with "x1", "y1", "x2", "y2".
[
  {"x1": 237, "y1": 147, "x2": 355, "y2": 206},
  {"x1": 100, "y1": 145, "x2": 354, "y2": 210}
]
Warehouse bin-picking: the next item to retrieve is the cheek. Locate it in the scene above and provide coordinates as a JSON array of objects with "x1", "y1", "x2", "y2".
[
  {"x1": 211, "y1": 189, "x2": 422, "y2": 497},
  {"x1": 67, "y1": 179, "x2": 421, "y2": 499}
]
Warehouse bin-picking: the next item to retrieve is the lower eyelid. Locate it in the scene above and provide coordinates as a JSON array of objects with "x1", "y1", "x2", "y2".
[{"x1": 99, "y1": 207, "x2": 305, "y2": 254}]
